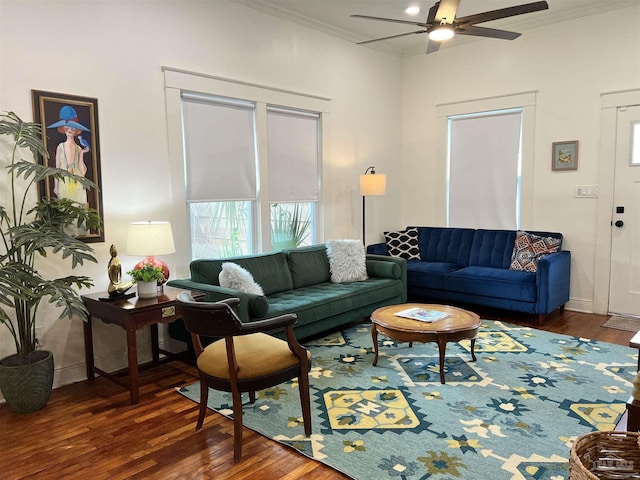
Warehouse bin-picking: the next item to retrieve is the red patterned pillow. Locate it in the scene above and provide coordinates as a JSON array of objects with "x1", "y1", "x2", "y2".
[{"x1": 509, "y1": 231, "x2": 561, "y2": 272}]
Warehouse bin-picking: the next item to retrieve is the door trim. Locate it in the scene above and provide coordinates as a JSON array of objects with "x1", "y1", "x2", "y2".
[{"x1": 593, "y1": 89, "x2": 640, "y2": 314}]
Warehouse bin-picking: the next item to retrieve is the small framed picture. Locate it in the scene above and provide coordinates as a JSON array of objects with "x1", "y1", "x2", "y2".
[{"x1": 552, "y1": 140, "x2": 579, "y2": 171}]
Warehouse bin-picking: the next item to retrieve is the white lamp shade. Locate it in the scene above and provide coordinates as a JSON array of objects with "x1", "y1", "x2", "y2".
[
  {"x1": 126, "y1": 221, "x2": 176, "y2": 256},
  {"x1": 360, "y1": 173, "x2": 387, "y2": 196}
]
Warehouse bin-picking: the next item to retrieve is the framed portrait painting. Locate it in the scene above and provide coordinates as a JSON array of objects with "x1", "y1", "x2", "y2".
[
  {"x1": 32, "y1": 90, "x2": 104, "y2": 243},
  {"x1": 552, "y1": 140, "x2": 579, "y2": 171}
]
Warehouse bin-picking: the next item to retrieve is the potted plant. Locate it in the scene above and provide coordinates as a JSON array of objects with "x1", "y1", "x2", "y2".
[
  {"x1": 127, "y1": 263, "x2": 165, "y2": 299},
  {"x1": 0, "y1": 112, "x2": 102, "y2": 413}
]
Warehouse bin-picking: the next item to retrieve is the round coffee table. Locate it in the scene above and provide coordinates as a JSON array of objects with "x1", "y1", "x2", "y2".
[{"x1": 370, "y1": 303, "x2": 481, "y2": 384}]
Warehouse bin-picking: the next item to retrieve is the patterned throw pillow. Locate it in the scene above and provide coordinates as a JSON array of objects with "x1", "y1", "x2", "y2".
[
  {"x1": 509, "y1": 231, "x2": 561, "y2": 272},
  {"x1": 326, "y1": 239, "x2": 368, "y2": 283},
  {"x1": 384, "y1": 228, "x2": 420, "y2": 260}
]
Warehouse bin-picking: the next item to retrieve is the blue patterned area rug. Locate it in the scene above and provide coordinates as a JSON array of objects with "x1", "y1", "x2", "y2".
[{"x1": 177, "y1": 320, "x2": 637, "y2": 479}]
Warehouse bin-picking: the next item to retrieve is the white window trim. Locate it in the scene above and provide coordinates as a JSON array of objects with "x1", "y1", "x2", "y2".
[
  {"x1": 435, "y1": 91, "x2": 537, "y2": 228},
  {"x1": 163, "y1": 67, "x2": 331, "y2": 276}
]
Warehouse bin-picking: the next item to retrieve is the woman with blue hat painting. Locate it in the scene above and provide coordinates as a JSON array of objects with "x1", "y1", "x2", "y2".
[{"x1": 47, "y1": 105, "x2": 91, "y2": 235}]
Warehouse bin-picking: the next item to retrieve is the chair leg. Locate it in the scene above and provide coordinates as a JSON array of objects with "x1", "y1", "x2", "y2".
[
  {"x1": 298, "y1": 372, "x2": 312, "y2": 436},
  {"x1": 231, "y1": 387, "x2": 244, "y2": 462},
  {"x1": 196, "y1": 378, "x2": 209, "y2": 431}
]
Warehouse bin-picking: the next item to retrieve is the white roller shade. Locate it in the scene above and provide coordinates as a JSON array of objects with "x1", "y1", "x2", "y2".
[
  {"x1": 182, "y1": 93, "x2": 257, "y2": 201},
  {"x1": 449, "y1": 110, "x2": 522, "y2": 229},
  {"x1": 267, "y1": 108, "x2": 319, "y2": 202}
]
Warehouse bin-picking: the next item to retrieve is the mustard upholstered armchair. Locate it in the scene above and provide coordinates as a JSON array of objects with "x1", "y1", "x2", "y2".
[{"x1": 176, "y1": 292, "x2": 312, "y2": 462}]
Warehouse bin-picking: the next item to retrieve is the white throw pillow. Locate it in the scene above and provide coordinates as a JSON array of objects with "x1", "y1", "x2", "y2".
[
  {"x1": 218, "y1": 262, "x2": 264, "y2": 295},
  {"x1": 326, "y1": 239, "x2": 368, "y2": 283}
]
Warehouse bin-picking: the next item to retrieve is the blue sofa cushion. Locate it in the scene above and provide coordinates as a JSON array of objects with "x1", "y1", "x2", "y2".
[
  {"x1": 445, "y1": 266, "x2": 537, "y2": 302},
  {"x1": 407, "y1": 260, "x2": 463, "y2": 290},
  {"x1": 413, "y1": 227, "x2": 475, "y2": 265},
  {"x1": 468, "y1": 230, "x2": 517, "y2": 269}
]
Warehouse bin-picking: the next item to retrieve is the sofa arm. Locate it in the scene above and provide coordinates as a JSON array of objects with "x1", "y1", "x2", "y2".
[
  {"x1": 167, "y1": 279, "x2": 269, "y2": 321},
  {"x1": 367, "y1": 243, "x2": 389, "y2": 255},
  {"x1": 536, "y1": 250, "x2": 571, "y2": 314},
  {"x1": 367, "y1": 260, "x2": 400, "y2": 279},
  {"x1": 366, "y1": 254, "x2": 407, "y2": 302}
]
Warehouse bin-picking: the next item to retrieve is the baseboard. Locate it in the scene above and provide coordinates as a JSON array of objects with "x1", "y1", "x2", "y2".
[
  {"x1": 0, "y1": 338, "x2": 189, "y2": 405},
  {"x1": 566, "y1": 297, "x2": 594, "y2": 314}
]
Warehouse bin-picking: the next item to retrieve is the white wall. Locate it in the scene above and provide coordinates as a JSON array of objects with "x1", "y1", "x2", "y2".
[
  {"x1": 400, "y1": 5, "x2": 640, "y2": 313},
  {"x1": 0, "y1": 0, "x2": 401, "y2": 388}
]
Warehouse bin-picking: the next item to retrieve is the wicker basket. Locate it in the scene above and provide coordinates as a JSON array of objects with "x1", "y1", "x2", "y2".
[{"x1": 570, "y1": 431, "x2": 640, "y2": 479}]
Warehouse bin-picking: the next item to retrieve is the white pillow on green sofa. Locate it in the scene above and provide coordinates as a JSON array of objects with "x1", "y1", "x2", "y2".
[
  {"x1": 326, "y1": 239, "x2": 368, "y2": 283},
  {"x1": 219, "y1": 262, "x2": 264, "y2": 295}
]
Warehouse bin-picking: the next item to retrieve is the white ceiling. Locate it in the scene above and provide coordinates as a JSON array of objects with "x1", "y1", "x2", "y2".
[{"x1": 232, "y1": 0, "x2": 639, "y2": 56}]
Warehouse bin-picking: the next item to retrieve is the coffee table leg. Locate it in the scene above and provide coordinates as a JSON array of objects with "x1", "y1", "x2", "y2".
[
  {"x1": 371, "y1": 323, "x2": 379, "y2": 366},
  {"x1": 470, "y1": 338, "x2": 477, "y2": 362},
  {"x1": 437, "y1": 334, "x2": 447, "y2": 384}
]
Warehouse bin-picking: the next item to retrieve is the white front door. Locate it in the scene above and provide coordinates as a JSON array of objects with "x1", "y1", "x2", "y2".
[{"x1": 608, "y1": 105, "x2": 640, "y2": 317}]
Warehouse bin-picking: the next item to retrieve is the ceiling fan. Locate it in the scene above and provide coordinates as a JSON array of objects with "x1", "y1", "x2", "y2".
[{"x1": 352, "y1": 0, "x2": 549, "y2": 54}]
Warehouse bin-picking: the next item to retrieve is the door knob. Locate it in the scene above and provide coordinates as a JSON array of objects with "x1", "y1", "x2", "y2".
[{"x1": 615, "y1": 220, "x2": 624, "y2": 228}]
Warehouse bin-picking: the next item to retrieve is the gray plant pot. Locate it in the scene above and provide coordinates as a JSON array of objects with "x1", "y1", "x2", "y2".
[{"x1": 0, "y1": 350, "x2": 54, "y2": 413}]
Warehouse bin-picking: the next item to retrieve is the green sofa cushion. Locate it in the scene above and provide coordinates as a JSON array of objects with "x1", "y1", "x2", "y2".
[
  {"x1": 264, "y1": 278, "x2": 402, "y2": 324},
  {"x1": 190, "y1": 251, "x2": 293, "y2": 296},
  {"x1": 286, "y1": 244, "x2": 331, "y2": 289}
]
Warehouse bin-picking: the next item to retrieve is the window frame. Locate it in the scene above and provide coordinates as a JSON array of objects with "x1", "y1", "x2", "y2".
[
  {"x1": 435, "y1": 91, "x2": 537, "y2": 229},
  {"x1": 164, "y1": 67, "x2": 331, "y2": 272},
  {"x1": 447, "y1": 108, "x2": 524, "y2": 229}
]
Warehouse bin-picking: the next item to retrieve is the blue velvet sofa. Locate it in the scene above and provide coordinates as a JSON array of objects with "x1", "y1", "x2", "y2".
[{"x1": 367, "y1": 227, "x2": 571, "y2": 323}]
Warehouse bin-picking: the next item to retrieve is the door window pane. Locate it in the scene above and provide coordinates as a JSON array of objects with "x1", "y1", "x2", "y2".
[{"x1": 632, "y1": 122, "x2": 639, "y2": 165}]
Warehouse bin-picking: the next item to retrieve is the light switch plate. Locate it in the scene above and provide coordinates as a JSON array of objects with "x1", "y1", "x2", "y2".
[{"x1": 575, "y1": 185, "x2": 599, "y2": 198}]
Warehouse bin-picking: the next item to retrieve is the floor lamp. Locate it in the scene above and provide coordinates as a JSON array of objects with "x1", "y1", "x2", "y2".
[{"x1": 360, "y1": 166, "x2": 387, "y2": 246}]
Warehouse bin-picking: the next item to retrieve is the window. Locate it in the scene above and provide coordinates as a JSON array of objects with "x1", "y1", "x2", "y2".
[
  {"x1": 447, "y1": 109, "x2": 523, "y2": 229},
  {"x1": 267, "y1": 107, "x2": 319, "y2": 250},
  {"x1": 181, "y1": 93, "x2": 257, "y2": 258},
  {"x1": 169, "y1": 70, "x2": 328, "y2": 260},
  {"x1": 435, "y1": 91, "x2": 536, "y2": 229}
]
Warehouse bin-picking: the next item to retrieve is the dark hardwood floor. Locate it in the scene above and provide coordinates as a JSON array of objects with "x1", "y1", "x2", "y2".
[{"x1": 0, "y1": 310, "x2": 635, "y2": 480}]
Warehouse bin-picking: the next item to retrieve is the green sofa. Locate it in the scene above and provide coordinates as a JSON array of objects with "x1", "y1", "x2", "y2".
[{"x1": 167, "y1": 244, "x2": 407, "y2": 345}]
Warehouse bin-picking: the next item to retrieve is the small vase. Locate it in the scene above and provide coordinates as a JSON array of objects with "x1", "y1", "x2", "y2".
[{"x1": 137, "y1": 281, "x2": 158, "y2": 299}]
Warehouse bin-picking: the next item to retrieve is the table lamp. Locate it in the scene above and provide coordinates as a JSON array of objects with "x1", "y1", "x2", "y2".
[
  {"x1": 360, "y1": 166, "x2": 387, "y2": 245},
  {"x1": 126, "y1": 221, "x2": 176, "y2": 288}
]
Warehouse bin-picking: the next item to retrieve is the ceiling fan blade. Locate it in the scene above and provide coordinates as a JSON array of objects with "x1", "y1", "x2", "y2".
[
  {"x1": 426, "y1": 40, "x2": 441, "y2": 54},
  {"x1": 426, "y1": 2, "x2": 438, "y2": 23},
  {"x1": 455, "y1": 25, "x2": 521, "y2": 40},
  {"x1": 455, "y1": 1, "x2": 549, "y2": 26},
  {"x1": 357, "y1": 30, "x2": 428, "y2": 45},
  {"x1": 434, "y1": 0, "x2": 460, "y2": 23},
  {"x1": 351, "y1": 14, "x2": 427, "y2": 28}
]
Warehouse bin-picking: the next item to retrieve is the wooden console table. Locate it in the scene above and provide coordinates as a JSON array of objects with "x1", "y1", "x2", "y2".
[{"x1": 82, "y1": 286, "x2": 202, "y2": 404}]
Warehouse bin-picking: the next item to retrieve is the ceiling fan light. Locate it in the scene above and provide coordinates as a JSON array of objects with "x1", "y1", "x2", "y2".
[
  {"x1": 428, "y1": 25, "x2": 454, "y2": 41},
  {"x1": 405, "y1": 6, "x2": 420, "y2": 16}
]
